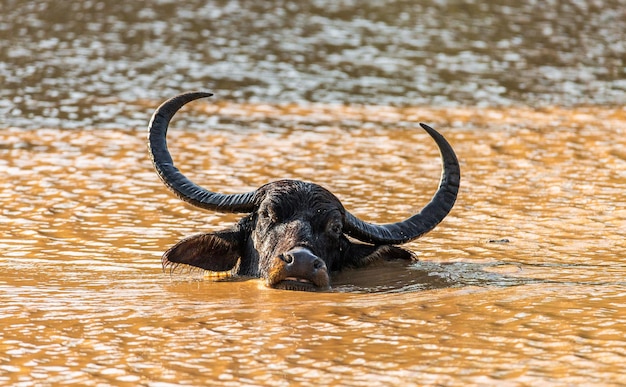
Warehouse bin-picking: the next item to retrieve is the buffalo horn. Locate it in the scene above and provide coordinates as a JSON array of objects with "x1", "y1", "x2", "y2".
[
  {"x1": 148, "y1": 92, "x2": 460, "y2": 245},
  {"x1": 343, "y1": 123, "x2": 460, "y2": 245},
  {"x1": 148, "y1": 92, "x2": 257, "y2": 213}
]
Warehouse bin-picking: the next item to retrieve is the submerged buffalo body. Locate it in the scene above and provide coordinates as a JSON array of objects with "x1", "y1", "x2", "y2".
[{"x1": 148, "y1": 92, "x2": 460, "y2": 291}]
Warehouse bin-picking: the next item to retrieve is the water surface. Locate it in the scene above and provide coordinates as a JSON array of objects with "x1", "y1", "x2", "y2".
[{"x1": 1, "y1": 0, "x2": 626, "y2": 386}]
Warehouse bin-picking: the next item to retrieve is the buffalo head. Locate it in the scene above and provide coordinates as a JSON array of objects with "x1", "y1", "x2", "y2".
[{"x1": 148, "y1": 92, "x2": 460, "y2": 291}]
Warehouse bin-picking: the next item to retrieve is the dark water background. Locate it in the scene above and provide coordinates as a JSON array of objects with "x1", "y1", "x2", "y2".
[
  {"x1": 2, "y1": 0, "x2": 625, "y2": 130},
  {"x1": 1, "y1": 0, "x2": 625, "y2": 386}
]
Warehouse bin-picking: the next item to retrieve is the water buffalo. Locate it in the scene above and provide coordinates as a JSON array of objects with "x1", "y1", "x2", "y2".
[{"x1": 148, "y1": 92, "x2": 460, "y2": 291}]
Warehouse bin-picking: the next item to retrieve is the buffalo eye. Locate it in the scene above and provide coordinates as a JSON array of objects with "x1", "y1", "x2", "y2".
[
  {"x1": 327, "y1": 220, "x2": 343, "y2": 236},
  {"x1": 260, "y1": 207, "x2": 278, "y2": 224}
]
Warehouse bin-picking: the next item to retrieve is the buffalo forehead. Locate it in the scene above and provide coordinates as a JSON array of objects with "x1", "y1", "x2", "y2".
[{"x1": 260, "y1": 181, "x2": 345, "y2": 218}]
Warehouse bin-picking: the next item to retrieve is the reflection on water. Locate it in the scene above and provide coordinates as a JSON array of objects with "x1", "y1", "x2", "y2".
[{"x1": 1, "y1": 0, "x2": 626, "y2": 385}]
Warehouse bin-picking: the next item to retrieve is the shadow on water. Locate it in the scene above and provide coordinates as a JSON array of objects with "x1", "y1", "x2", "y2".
[
  {"x1": 322, "y1": 259, "x2": 626, "y2": 294},
  {"x1": 331, "y1": 259, "x2": 531, "y2": 294}
]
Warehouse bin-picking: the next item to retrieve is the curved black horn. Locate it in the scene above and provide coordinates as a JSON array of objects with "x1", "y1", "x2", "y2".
[
  {"x1": 148, "y1": 91, "x2": 256, "y2": 213},
  {"x1": 343, "y1": 123, "x2": 460, "y2": 245}
]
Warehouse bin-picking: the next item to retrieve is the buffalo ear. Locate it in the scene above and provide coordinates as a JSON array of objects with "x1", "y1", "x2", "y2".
[
  {"x1": 162, "y1": 229, "x2": 244, "y2": 272},
  {"x1": 346, "y1": 242, "x2": 415, "y2": 268}
]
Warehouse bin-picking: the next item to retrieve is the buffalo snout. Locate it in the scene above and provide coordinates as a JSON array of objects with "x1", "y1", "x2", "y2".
[{"x1": 268, "y1": 247, "x2": 330, "y2": 291}]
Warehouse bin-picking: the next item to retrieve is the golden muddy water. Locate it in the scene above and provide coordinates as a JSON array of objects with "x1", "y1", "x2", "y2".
[
  {"x1": 2, "y1": 0, "x2": 626, "y2": 385},
  {"x1": 1, "y1": 103, "x2": 625, "y2": 386}
]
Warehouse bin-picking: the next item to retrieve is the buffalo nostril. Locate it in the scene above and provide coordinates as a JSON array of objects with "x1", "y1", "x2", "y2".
[
  {"x1": 313, "y1": 258, "x2": 325, "y2": 270},
  {"x1": 280, "y1": 253, "x2": 294, "y2": 264}
]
